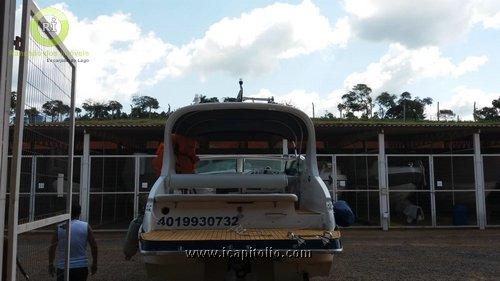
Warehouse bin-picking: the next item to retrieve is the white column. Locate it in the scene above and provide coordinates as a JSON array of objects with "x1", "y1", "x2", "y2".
[
  {"x1": 473, "y1": 132, "x2": 486, "y2": 229},
  {"x1": 429, "y1": 156, "x2": 437, "y2": 227},
  {"x1": 378, "y1": 131, "x2": 389, "y2": 230},
  {"x1": 331, "y1": 155, "x2": 337, "y2": 201},
  {"x1": 80, "y1": 133, "x2": 90, "y2": 221},
  {"x1": 134, "y1": 156, "x2": 140, "y2": 217}
]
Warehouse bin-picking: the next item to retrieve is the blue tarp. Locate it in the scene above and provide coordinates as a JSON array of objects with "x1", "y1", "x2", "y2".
[{"x1": 334, "y1": 200, "x2": 355, "y2": 227}]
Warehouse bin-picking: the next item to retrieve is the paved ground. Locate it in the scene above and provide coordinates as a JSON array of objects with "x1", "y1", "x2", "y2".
[{"x1": 16, "y1": 229, "x2": 500, "y2": 280}]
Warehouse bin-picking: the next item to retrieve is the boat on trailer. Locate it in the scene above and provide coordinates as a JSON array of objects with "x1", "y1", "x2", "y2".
[{"x1": 137, "y1": 102, "x2": 342, "y2": 281}]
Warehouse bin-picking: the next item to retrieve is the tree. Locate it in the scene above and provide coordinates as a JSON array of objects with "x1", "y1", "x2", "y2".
[
  {"x1": 199, "y1": 95, "x2": 219, "y2": 103},
  {"x1": 438, "y1": 109, "x2": 455, "y2": 121},
  {"x1": 108, "y1": 100, "x2": 123, "y2": 118},
  {"x1": 75, "y1": 107, "x2": 82, "y2": 118},
  {"x1": 131, "y1": 96, "x2": 159, "y2": 117},
  {"x1": 475, "y1": 97, "x2": 500, "y2": 121},
  {"x1": 492, "y1": 97, "x2": 500, "y2": 109},
  {"x1": 475, "y1": 107, "x2": 499, "y2": 121},
  {"x1": 9, "y1": 91, "x2": 17, "y2": 116},
  {"x1": 81, "y1": 101, "x2": 94, "y2": 118},
  {"x1": 321, "y1": 111, "x2": 336, "y2": 120},
  {"x1": 129, "y1": 107, "x2": 144, "y2": 118},
  {"x1": 24, "y1": 107, "x2": 40, "y2": 123},
  {"x1": 337, "y1": 103, "x2": 346, "y2": 118},
  {"x1": 42, "y1": 100, "x2": 68, "y2": 122},
  {"x1": 82, "y1": 100, "x2": 109, "y2": 119},
  {"x1": 338, "y1": 84, "x2": 373, "y2": 119},
  {"x1": 385, "y1": 92, "x2": 433, "y2": 121},
  {"x1": 93, "y1": 102, "x2": 109, "y2": 119},
  {"x1": 59, "y1": 103, "x2": 71, "y2": 119},
  {"x1": 375, "y1": 92, "x2": 396, "y2": 118},
  {"x1": 400, "y1": 91, "x2": 411, "y2": 100}
]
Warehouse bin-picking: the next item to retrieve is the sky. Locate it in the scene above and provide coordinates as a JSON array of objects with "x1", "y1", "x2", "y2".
[{"x1": 25, "y1": 0, "x2": 500, "y2": 120}]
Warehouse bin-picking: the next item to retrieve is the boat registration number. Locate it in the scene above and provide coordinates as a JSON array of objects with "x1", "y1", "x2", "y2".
[{"x1": 156, "y1": 216, "x2": 239, "y2": 227}]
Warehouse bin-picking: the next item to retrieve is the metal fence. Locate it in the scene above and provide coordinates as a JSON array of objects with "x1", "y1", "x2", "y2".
[
  {"x1": 4, "y1": 0, "x2": 76, "y2": 280},
  {"x1": 42, "y1": 152, "x2": 497, "y2": 231},
  {"x1": 1, "y1": 0, "x2": 17, "y2": 278}
]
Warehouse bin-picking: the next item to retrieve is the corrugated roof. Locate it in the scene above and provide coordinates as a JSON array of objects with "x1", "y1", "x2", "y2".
[
  {"x1": 314, "y1": 121, "x2": 500, "y2": 128},
  {"x1": 19, "y1": 119, "x2": 500, "y2": 129}
]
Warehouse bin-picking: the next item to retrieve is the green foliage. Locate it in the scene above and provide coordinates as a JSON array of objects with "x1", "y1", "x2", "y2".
[
  {"x1": 475, "y1": 107, "x2": 499, "y2": 120},
  {"x1": 438, "y1": 109, "x2": 455, "y2": 121},
  {"x1": 375, "y1": 92, "x2": 397, "y2": 118},
  {"x1": 338, "y1": 84, "x2": 373, "y2": 119},
  {"x1": 108, "y1": 100, "x2": 123, "y2": 118},
  {"x1": 475, "y1": 97, "x2": 500, "y2": 121},
  {"x1": 42, "y1": 100, "x2": 70, "y2": 122},
  {"x1": 223, "y1": 97, "x2": 238, "y2": 102},
  {"x1": 381, "y1": 92, "x2": 433, "y2": 121},
  {"x1": 9, "y1": 91, "x2": 17, "y2": 116},
  {"x1": 199, "y1": 95, "x2": 219, "y2": 103},
  {"x1": 82, "y1": 100, "x2": 109, "y2": 119},
  {"x1": 78, "y1": 96, "x2": 167, "y2": 120},
  {"x1": 318, "y1": 111, "x2": 336, "y2": 120},
  {"x1": 24, "y1": 107, "x2": 40, "y2": 123},
  {"x1": 70, "y1": 87, "x2": 498, "y2": 123},
  {"x1": 492, "y1": 98, "x2": 500, "y2": 109},
  {"x1": 131, "y1": 96, "x2": 159, "y2": 117}
]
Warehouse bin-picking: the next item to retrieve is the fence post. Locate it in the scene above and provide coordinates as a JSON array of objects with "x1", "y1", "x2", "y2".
[
  {"x1": 134, "y1": 156, "x2": 140, "y2": 217},
  {"x1": 29, "y1": 156, "x2": 36, "y2": 221},
  {"x1": 331, "y1": 155, "x2": 337, "y2": 201},
  {"x1": 473, "y1": 132, "x2": 486, "y2": 229},
  {"x1": 80, "y1": 133, "x2": 90, "y2": 221},
  {"x1": 0, "y1": 0, "x2": 17, "y2": 278},
  {"x1": 7, "y1": 0, "x2": 31, "y2": 278},
  {"x1": 378, "y1": 131, "x2": 389, "y2": 230}
]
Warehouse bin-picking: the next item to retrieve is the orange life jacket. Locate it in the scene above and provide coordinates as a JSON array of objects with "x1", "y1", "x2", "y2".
[{"x1": 152, "y1": 135, "x2": 199, "y2": 176}]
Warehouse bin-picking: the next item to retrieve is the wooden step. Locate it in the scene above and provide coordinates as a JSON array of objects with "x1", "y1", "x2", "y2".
[{"x1": 141, "y1": 228, "x2": 340, "y2": 242}]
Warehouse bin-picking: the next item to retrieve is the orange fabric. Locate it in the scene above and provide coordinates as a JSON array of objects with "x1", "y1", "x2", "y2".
[
  {"x1": 152, "y1": 142, "x2": 164, "y2": 176},
  {"x1": 173, "y1": 135, "x2": 199, "y2": 174},
  {"x1": 152, "y1": 135, "x2": 199, "y2": 176}
]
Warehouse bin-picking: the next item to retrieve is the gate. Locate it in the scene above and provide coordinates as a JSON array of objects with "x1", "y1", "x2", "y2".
[{"x1": 5, "y1": 0, "x2": 76, "y2": 280}]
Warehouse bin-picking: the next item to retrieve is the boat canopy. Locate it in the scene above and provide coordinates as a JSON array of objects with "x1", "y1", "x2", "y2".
[{"x1": 171, "y1": 108, "x2": 309, "y2": 145}]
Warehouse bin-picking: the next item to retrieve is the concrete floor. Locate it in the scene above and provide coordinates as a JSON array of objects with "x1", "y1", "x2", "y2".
[{"x1": 15, "y1": 229, "x2": 500, "y2": 280}]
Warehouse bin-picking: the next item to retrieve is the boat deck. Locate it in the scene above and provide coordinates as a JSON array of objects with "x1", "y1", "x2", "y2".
[{"x1": 141, "y1": 229, "x2": 340, "y2": 242}]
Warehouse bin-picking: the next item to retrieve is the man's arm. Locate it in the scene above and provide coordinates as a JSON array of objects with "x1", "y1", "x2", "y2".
[
  {"x1": 48, "y1": 229, "x2": 58, "y2": 276},
  {"x1": 87, "y1": 225, "x2": 98, "y2": 275}
]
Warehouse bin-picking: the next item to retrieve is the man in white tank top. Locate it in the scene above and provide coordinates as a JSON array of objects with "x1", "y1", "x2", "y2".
[{"x1": 48, "y1": 203, "x2": 98, "y2": 281}]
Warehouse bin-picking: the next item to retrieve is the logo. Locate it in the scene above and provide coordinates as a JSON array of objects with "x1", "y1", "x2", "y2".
[{"x1": 30, "y1": 7, "x2": 69, "y2": 47}]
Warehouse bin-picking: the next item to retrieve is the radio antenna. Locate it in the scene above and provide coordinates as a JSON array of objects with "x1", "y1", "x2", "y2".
[{"x1": 237, "y1": 79, "x2": 243, "y2": 102}]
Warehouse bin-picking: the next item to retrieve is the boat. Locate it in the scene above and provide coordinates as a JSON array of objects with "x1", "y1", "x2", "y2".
[{"x1": 135, "y1": 101, "x2": 342, "y2": 281}]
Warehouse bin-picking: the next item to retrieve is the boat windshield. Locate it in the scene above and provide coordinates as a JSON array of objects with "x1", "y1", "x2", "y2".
[{"x1": 195, "y1": 157, "x2": 287, "y2": 175}]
